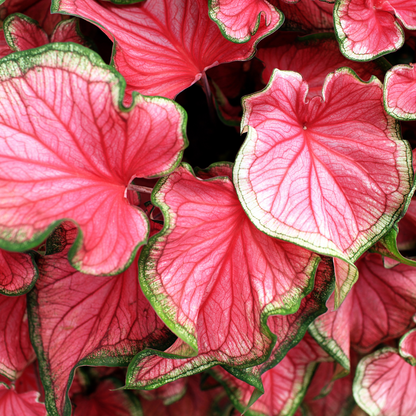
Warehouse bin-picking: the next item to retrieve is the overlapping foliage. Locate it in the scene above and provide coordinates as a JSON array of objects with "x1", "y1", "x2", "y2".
[{"x1": 0, "y1": 0, "x2": 416, "y2": 415}]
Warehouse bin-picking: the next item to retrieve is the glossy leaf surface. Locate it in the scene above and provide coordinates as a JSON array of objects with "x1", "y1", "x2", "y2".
[
  {"x1": 353, "y1": 346, "x2": 416, "y2": 416},
  {"x1": 310, "y1": 253, "x2": 416, "y2": 370},
  {"x1": 52, "y1": 0, "x2": 278, "y2": 99},
  {"x1": 334, "y1": 0, "x2": 416, "y2": 61},
  {"x1": 0, "y1": 43, "x2": 186, "y2": 275},
  {"x1": 0, "y1": 383, "x2": 46, "y2": 416},
  {"x1": 0, "y1": 295, "x2": 34, "y2": 380},
  {"x1": 208, "y1": 0, "x2": 283, "y2": 43},
  {"x1": 28, "y1": 223, "x2": 174, "y2": 416},
  {"x1": 126, "y1": 163, "x2": 323, "y2": 388},
  {"x1": 258, "y1": 34, "x2": 386, "y2": 98},
  {"x1": 384, "y1": 63, "x2": 416, "y2": 121},
  {"x1": 235, "y1": 68, "x2": 412, "y2": 304}
]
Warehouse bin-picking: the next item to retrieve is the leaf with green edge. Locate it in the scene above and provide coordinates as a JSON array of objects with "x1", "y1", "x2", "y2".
[
  {"x1": 258, "y1": 34, "x2": 388, "y2": 99},
  {"x1": 208, "y1": 258, "x2": 334, "y2": 415},
  {"x1": 310, "y1": 253, "x2": 416, "y2": 371},
  {"x1": 3, "y1": 13, "x2": 48, "y2": 52},
  {"x1": 52, "y1": 0, "x2": 280, "y2": 99},
  {"x1": 334, "y1": 0, "x2": 416, "y2": 62},
  {"x1": 384, "y1": 63, "x2": 416, "y2": 121},
  {"x1": 234, "y1": 67, "x2": 413, "y2": 307},
  {"x1": 208, "y1": 0, "x2": 284, "y2": 43},
  {"x1": 399, "y1": 328, "x2": 416, "y2": 366},
  {"x1": 125, "y1": 163, "x2": 324, "y2": 390},
  {"x1": 0, "y1": 43, "x2": 187, "y2": 276},
  {"x1": 0, "y1": 249, "x2": 37, "y2": 295},
  {"x1": 353, "y1": 345, "x2": 416, "y2": 416},
  {"x1": 0, "y1": 383, "x2": 46, "y2": 416},
  {"x1": 71, "y1": 378, "x2": 142, "y2": 416},
  {"x1": 28, "y1": 222, "x2": 175, "y2": 416},
  {"x1": 0, "y1": 294, "x2": 35, "y2": 381}
]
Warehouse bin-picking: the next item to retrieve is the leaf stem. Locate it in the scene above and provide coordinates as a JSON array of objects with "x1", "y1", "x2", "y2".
[{"x1": 127, "y1": 184, "x2": 153, "y2": 194}]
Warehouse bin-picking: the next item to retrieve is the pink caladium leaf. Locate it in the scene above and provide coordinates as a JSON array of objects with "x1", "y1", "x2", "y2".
[
  {"x1": 213, "y1": 334, "x2": 331, "y2": 416},
  {"x1": 127, "y1": 250, "x2": 334, "y2": 398},
  {"x1": 28, "y1": 222, "x2": 175, "y2": 416},
  {"x1": 3, "y1": 13, "x2": 49, "y2": 51},
  {"x1": 334, "y1": 0, "x2": 416, "y2": 61},
  {"x1": 310, "y1": 253, "x2": 416, "y2": 370},
  {"x1": 3, "y1": 13, "x2": 87, "y2": 54},
  {"x1": 258, "y1": 34, "x2": 387, "y2": 99},
  {"x1": 208, "y1": 0, "x2": 283, "y2": 43},
  {"x1": 235, "y1": 68, "x2": 413, "y2": 306},
  {"x1": 71, "y1": 378, "x2": 142, "y2": 416},
  {"x1": 52, "y1": 0, "x2": 279, "y2": 99},
  {"x1": 384, "y1": 63, "x2": 416, "y2": 121},
  {"x1": 275, "y1": 0, "x2": 334, "y2": 32},
  {"x1": 0, "y1": 249, "x2": 37, "y2": 295},
  {"x1": 353, "y1": 333, "x2": 416, "y2": 416},
  {"x1": 125, "y1": 163, "x2": 328, "y2": 389},
  {"x1": 0, "y1": 383, "x2": 46, "y2": 416},
  {"x1": 0, "y1": 295, "x2": 35, "y2": 380},
  {"x1": 399, "y1": 328, "x2": 416, "y2": 366},
  {"x1": 0, "y1": 43, "x2": 187, "y2": 276}
]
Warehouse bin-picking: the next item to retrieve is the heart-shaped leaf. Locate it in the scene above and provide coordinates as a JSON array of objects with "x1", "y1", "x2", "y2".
[
  {"x1": 235, "y1": 68, "x2": 413, "y2": 305},
  {"x1": 384, "y1": 63, "x2": 416, "y2": 121},
  {"x1": 310, "y1": 253, "x2": 416, "y2": 370},
  {"x1": 52, "y1": 0, "x2": 279, "y2": 99},
  {"x1": 0, "y1": 295, "x2": 35, "y2": 380},
  {"x1": 0, "y1": 43, "x2": 187, "y2": 276},
  {"x1": 0, "y1": 383, "x2": 46, "y2": 416},
  {"x1": 28, "y1": 223, "x2": 175, "y2": 416},
  {"x1": 334, "y1": 0, "x2": 416, "y2": 61},
  {"x1": 125, "y1": 163, "x2": 324, "y2": 389}
]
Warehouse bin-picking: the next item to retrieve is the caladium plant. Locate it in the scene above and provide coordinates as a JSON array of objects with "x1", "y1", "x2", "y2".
[{"x1": 0, "y1": 0, "x2": 416, "y2": 415}]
